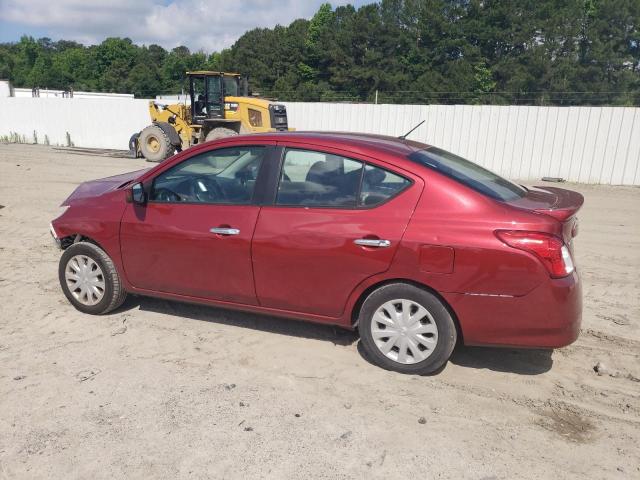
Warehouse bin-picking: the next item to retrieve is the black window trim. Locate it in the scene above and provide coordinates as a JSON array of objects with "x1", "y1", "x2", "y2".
[
  {"x1": 146, "y1": 144, "x2": 278, "y2": 207},
  {"x1": 268, "y1": 146, "x2": 414, "y2": 210}
]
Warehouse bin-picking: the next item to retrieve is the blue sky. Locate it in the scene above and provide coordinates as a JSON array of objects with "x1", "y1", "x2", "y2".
[{"x1": 0, "y1": 0, "x2": 372, "y2": 51}]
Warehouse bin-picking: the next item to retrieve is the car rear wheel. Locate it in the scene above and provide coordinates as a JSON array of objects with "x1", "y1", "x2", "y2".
[
  {"x1": 58, "y1": 242, "x2": 127, "y2": 315},
  {"x1": 358, "y1": 283, "x2": 457, "y2": 375}
]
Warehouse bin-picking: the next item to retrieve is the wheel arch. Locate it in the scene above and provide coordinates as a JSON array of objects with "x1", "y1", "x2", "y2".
[
  {"x1": 59, "y1": 233, "x2": 106, "y2": 251},
  {"x1": 58, "y1": 232, "x2": 132, "y2": 289},
  {"x1": 350, "y1": 278, "x2": 463, "y2": 343}
]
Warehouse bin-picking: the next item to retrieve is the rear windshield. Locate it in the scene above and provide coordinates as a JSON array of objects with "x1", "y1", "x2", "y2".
[{"x1": 408, "y1": 147, "x2": 526, "y2": 201}]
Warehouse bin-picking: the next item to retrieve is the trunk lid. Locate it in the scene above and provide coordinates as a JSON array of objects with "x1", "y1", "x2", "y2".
[
  {"x1": 508, "y1": 186, "x2": 584, "y2": 220},
  {"x1": 507, "y1": 186, "x2": 583, "y2": 246}
]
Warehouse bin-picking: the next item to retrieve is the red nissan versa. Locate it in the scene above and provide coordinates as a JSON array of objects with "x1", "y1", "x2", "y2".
[{"x1": 50, "y1": 132, "x2": 583, "y2": 374}]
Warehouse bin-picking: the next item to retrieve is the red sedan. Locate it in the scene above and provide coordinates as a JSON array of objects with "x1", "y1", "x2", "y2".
[{"x1": 50, "y1": 132, "x2": 583, "y2": 374}]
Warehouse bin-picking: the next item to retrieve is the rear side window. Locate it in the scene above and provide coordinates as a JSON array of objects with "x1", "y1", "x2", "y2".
[
  {"x1": 360, "y1": 165, "x2": 411, "y2": 206},
  {"x1": 276, "y1": 149, "x2": 411, "y2": 208},
  {"x1": 276, "y1": 149, "x2": 363, "y2": 207},
  {"x1": 408, "y1": 147, "x2": 526, "y2": 201}
]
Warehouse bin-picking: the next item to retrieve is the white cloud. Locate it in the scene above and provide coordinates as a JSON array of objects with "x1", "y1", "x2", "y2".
[{"x1": 0, "y1": 0, "x2": 356, "y2": 51}]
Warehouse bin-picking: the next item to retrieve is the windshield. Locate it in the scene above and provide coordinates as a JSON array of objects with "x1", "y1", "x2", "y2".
[
  {"x1": 408, "y1": 147, "x2": 526, "y2": 201},
  {"x1": 223, "y1": 76, "x2": 239, "y2": 96}
]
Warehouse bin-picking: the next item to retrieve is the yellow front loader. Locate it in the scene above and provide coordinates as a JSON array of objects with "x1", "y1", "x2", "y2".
[{"x1": 131, "y1": 71, "x2": 291, "y2": 162}]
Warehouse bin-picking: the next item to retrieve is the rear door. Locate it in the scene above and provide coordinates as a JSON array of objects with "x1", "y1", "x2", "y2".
[
  {"x1": 251, "y1": 144, "x2": 423, "y2": 318},
  {"x1": 120, "y1": 143, "x2": 275, "y2": 304}
]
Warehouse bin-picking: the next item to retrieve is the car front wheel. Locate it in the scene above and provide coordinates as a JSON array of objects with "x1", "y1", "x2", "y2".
[
  {"x1": 58, "y1": 242, "x2": 127, "y2": 314},
  {"x1": 358, "y1": 283, "x2": 457, "y2": 375}
]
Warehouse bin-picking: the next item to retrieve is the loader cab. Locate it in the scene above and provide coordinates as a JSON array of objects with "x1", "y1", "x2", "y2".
[{"x1": 188, "y1": 71, "x2": 241, "y2": 124}]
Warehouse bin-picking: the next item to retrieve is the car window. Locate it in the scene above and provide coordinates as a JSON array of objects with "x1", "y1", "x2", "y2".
[
  {"x1": 150, "y1": 146, "x2": 266, "y2": 204},
  {"x1": 408, "y1": 147, "x2": 526, "y2": 201},
  {"x1": 276, "y1": 149, "x2": 363, "y2": 207},
  {"x1": 359, "y1": 164, "x2": 411, "y2": 206}
]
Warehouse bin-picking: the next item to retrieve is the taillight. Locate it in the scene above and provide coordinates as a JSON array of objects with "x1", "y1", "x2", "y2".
[{"x1": 495, "y1": 230, "x2": 574, "y2": 278}]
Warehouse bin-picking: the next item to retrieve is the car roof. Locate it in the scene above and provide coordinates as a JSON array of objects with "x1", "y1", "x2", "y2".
[{"x1": 235, "y1": 131, "x2": 432, "y2": 159}]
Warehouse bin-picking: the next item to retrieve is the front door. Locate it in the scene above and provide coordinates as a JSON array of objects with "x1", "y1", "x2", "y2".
[
  {"x1": 120, "y1": 144, "x2": 271, "y2": 304},
  {"x1": 252, "y1": 146, "x2": 423, "y2": 318}
]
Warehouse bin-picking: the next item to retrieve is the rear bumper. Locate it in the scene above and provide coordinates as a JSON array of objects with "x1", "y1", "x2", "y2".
[{"x1": 443, "y1": 271, "x2": 582, "y2": 348}]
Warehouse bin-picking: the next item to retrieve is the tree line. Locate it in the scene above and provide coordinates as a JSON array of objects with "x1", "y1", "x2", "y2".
[{"x1": 0, "y1": 0, "x2": 638, "y2": 105}]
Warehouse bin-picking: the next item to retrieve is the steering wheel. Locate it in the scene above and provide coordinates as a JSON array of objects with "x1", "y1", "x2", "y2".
[
  {"x1": 153, "y1": 188, "x2": 182, "y2": 202},
  {"x1": 190, "y1": 176, "x2": 224, "y2": 202}
]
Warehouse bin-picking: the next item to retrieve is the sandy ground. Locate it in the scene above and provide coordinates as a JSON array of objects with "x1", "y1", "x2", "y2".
[{"x1": 0, "y1": 144, "x2": 638, "y2": 479}]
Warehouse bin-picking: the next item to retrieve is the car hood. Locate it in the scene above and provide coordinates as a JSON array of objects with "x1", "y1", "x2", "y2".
[
  {"x1": 507, "y1": 186, "x2": 584, "y2": 221},
  {"x1": 62, "y1": 168, "x2": 150, "y2": 205}
]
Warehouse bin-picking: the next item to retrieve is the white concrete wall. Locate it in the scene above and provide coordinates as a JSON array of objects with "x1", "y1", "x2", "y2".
[
  {"x1": 283, "y1": 103, "x2": 640, "y2": 185},
  {"x1": 0, "y1": 80, "x2": 12, "y2": 97},
  {"x1": 0, "y1": 97, "x2": 638, "y2": 184},
  {"x1": 156, "y1": 94, "x2": 189, "y2": 103},
  {"x1": 0, "y1": 97, "x2": 150, "y2": 149},
  {"x1": 13, "y1": 88, "x2": 134, "y2": 99}
]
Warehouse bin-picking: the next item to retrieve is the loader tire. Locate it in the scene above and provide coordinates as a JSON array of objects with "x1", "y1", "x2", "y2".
[
  {"x1": 139, "y1": 125, "x2": 175, "y2": 163},
  {"x1": 205, "y1": 127, "x2": 238, "y2": 142},
  {"x1": 128, "y1": 132, "x2": 141, "y2": 158}
]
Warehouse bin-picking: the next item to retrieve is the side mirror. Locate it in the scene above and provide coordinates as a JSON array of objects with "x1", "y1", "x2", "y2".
[{"x1": 131, "y1": 182, "x2": 146, "y2": 205}]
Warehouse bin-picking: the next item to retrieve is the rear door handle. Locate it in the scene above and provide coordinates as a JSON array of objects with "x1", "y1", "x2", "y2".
[
  {"x1": 210, "y1": 227, "x2": 240, "y2": 236},
  {"x1": 354, "y1": 238, "x2": 391, "y2": 248}
]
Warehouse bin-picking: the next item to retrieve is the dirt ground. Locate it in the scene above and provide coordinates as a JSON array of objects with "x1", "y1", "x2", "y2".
[{"x1": 0, "y1": 144, "x2": 638, "y2": 479}]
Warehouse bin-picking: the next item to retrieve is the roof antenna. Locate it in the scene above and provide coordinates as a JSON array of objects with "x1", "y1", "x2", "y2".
[{"x1": 398, "y1": 120, "x2": 425, "y2": 140}]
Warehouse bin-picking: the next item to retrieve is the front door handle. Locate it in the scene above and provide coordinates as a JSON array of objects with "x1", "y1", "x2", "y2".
[
  {"x1": 210, "y1": 227, "x2": 240, "y2": 236},
  {"x1": 354, "y1": 238, "x2": 391, "y2": 248}
]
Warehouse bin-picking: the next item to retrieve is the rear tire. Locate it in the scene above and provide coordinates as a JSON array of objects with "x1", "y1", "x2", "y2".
[
  {"x1": 358, "y1": 283, "x2": 457, "y2": 375},
  {"x1": 128, "y1": 132, "x2": 140, "y2": 158},
  {"x1": 139, "y1": 124, "x2": 175, "y2": 162},
  {"x1": 205, "y1": 127, "x2": 238, "y2": 142},
  {"x1": 58, "y1": 242, "x2": 127, "y2": 315}
]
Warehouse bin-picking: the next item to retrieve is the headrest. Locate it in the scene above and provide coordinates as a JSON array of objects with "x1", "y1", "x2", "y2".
[{"x1": 364, "y1": 167, "x2": 385, "y2": 186}]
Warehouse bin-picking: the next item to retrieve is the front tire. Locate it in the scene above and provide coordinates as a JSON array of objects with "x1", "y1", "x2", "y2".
[
  {"x1": 139, "y1": 124, "x2": 175, "y2": 162},
  {"x1": 358, "y1": 283, "x2": 457, "y2": 375},
  {"x1": 58, "y1": 242, "x2": 127, "y2": 315}
]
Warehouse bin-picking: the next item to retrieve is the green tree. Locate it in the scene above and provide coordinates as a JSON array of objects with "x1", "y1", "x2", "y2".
[{"x1": 0, "y1": 1, "x2": 637, "y2": 104}]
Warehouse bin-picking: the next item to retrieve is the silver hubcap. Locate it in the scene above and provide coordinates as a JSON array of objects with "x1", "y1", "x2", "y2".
[
  {"x1": 370, "y1": 299, "x2": 439, "y2": 364},
  {"x1": 65, "y1": 255, "x2": 105, "y2": 306}
]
